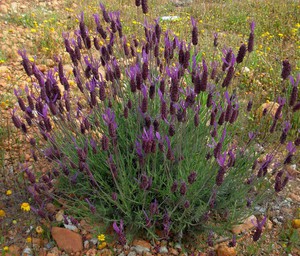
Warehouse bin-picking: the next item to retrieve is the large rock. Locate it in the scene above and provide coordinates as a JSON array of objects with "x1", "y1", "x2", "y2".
[
  {"x1": 216, "y1": 245, "x2": 237, "y2": 256},
  {"x1": 51, "y1": 227, "x2": 83, "y2": 253},
  {"x1": 231, "y1": 215, "x2": 257, "y2": 234}
]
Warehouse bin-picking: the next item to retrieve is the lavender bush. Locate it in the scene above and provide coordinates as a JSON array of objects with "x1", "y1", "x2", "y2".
[{"x1": 13, "y1": 3, "x2": 299, "y2": 243}]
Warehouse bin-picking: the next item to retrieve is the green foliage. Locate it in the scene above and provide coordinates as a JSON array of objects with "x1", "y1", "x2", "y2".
[{"x1": 14, "y1": 2, "x2": 299, "y2": 245}]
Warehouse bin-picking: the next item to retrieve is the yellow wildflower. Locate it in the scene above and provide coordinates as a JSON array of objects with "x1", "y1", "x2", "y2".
[
  {"x1": 97, "y1": 234, "x2": 106, "y2": 241},
  {"x1": 1, "y1": 102, "x2": 6, "y2": 108},
  {"x1": 36, "y1": 226, "x2": 44, "y2": 234},
  {"x1": 21, "y1": 202, "x2": 30, "y2": 212},
  {"x1": 98, "y1": 242, "x2": 107, "y2": 249},
  {"x1": 3, "y1": 246, "x2": 9, "y2": 252},
  {"x1": 6, "y1": 190, "x2": 12, "y2": 196},
  {"x1": 0, "y1": 209, "x2": 6, "y2": 217},
  {"x1": 12, "y1": 220, "x2": 17, "y2": 224},
  {"x1": 296, "y1": 23, "x2": 300, "y2": 28},
  {"x1": 31, "y1": 29, "x2": 37, "y2": 33},
  {"x1": 28, "y1": 57, "x2": 34, "y2": 62},
  {"x1": 26, "y1": 237, "x2": 32, "y2": 243},
  {"x1": 278, "y1": 33, "x2": 284, "y2": 38}
]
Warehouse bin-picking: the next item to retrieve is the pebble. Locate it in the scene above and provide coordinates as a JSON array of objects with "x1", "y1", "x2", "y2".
[
  {"x1": 0, "y1": 4, "x2": 8, "y2": 14},
  {"x1": 254, "y1": 206, "x2": 266, "y2": 214},
  {"x1": 45, "y1": 242, "x2": 55, "y2": 249},
  {"x1": 132, "y1": 245, "x2": 150, "y2": 254},
  {"x1": 22, "y1": 247, "x2": 33, "y2": 256},
  {"x1": 64, "y1": 224, "x2": 79, "y2": 232},
  {"x1": 159, "y1": 246, "x2": 168, "y2": 254},
  {"x1": 90, "y1": 238, "x2": 98, "y2": 245},
  {"x1": 84, "y1": 240, "x2": 89, "y2": 249},
  {"x1": 127, "y1": 252, "x2": 137, "y2": 256}
]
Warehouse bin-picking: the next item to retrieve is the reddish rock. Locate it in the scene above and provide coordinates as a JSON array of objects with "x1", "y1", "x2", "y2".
[
  {"x1": 132, "y1": 239, "x2": 151, "y2": 249},
  {"x1": 231, "y1": 215, "x2": 257, "y2": 234},
  {"x1": 6, "y1": 245, "x2": 21, "y2": 256},
  {"x1": 169, "y1": 247, "x2": 179, "y2": 255},
  {"x1": 51, "y1": 227, "x2": 83, "y2": 253},
  {"x1": 216, "y1": 245, "x2": 237, "y2": 256},
  {"x1": 86, "y1": 248, "x2": 98, "y2": 256},
  {"x1": 45, "y1": 203, "x2": 57, "y2": 214}
]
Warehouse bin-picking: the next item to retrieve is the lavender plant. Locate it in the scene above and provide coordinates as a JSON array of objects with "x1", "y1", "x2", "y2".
[{"x1": 13, "y1": 3, "x2": 299, "y2": 244}]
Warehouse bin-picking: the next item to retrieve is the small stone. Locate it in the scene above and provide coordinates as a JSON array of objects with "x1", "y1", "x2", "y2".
[
  {"x1": 0, "y1": 66, "x2": 9, "y2": 73},
  {"x1": 20, "y1": 5, "x2": 26, "y2": 9},
  {"x1": 216, "y1": 245, "x2": 237, "y2": 256},
  {"x1": 231, "y1": 215, "x2": 257, "y2": 234},
  {"x1": 55, "y1": 209, "x2": 64, "y2": 222},
  {"x1": 45, "y1": 241, "x2": 55, "y2": 249},
  {"x1": 127, "y1": 252, "x2": 137, "y2": 256},
  {"x1": 266, "y1": 219, "x2": 273, "y2": 230},
  {"x1": 254, "y1": 206, "x2": 266, "y2": 214},
  {"x1": 10, "y1": 2, "x2": 18, "y2": 12},
  {"x1": 288, "y1": 193, "x2": 300, "y2": 202},
  {"x1": 22, "y1": 247, "x2": 33, "y2": 256},
  {"x1": 84, "y1": 240, "x2": 89, "y2": 249},
  {"x1": 132, "y1": 245, "x2": 150, "y2": 254},
  {"x1": 159, "y1": 246, "x2": 168, "y2": 254},
  {"x1": 45, "y1": 59, "x2": 55, "y2": 67},
  {"x1": 99, "y1": 249, "x2": 112, "y2": 256},
  {"x1": 241, "y1": 67, "x2": 250, "y2": 73},
  {"x1": 6, "y1": 245, "x2": 21, "y2": 256},
  {"x1": 90, "y1": 238, "x2": 98, "y2": 245},
  {"x1": 37, "y1": 64, "x2": 47, "y2": 73},
  {"x1": 169, "y1": 248, "x2": 179, "y2": 255},
  {"x1": 257, "y1": 102, "x2": 279, "y2": 120},
  {"x1": 51, "y1": 227, "x2": 83, "y2": 253},
  {"x1": 86, "y1": 248, "x2": 98, "y2": 256},
  {"x1": 64, "y1": 223, "x2": 79, "y2": 232},
  {"x1": 46, "y1": 203, "x2": 57, "y2": 214},
  {"x1": 0, "y1": 5, "x2": 8, "y2": 13}
]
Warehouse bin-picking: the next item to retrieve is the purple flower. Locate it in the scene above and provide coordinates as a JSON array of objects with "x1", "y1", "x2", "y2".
[
  {"x1": 171, "y1": 180, "x2": 178, "y2": 193},
  {"x1": 85, "y1": 198, "x2": 96, "y2": 214},
  {"x1": 143, "y1": 210, "x2": 152, "y2": 227},
  {"x1": 180, "y1": 181, "x2": 187, "y2": 195},
  {"x1": 139, "y1": 173, "x2": 152, "y2": 190},
  {"x1": 141, "y1": 0, "x2": 148, "y2": 14},
  {"x1": 100, "y1": 3, "x2": 110, "y2": 23},
  {"x1": 113, "y1": 220, "x2": 126, "y2": 245},
  {"x1": 102, "y1": 108, "x2": 117, "y2": 138},
  {"x1": 222, "y1": 48, "x2": 233, "y2": 71},
  {"x1": 252, "y1": 216, "x2": 267, "y2": 241},
  {"x1": 257, "y1": 154, "x2": 273, "y2": 177},
  {"x1": 236, "y1": 44, "x2": 247, "y2": 63},
  {"x1": 18, "y1": 50, "x2": 33, "y2": 76},
  {"x1": 150, "y1": 199, "x2": 159, "y2": 215},
  {"x1": 213, "y1": 32, "x2": 218, "y2": 47},
  {"x1": 248, "y1": 21, "x2": 255, "y2": 52},
  {"x1": 163, "y1": 212, "x2": 171, "y2": 238},
  {"x1": 141, "y1": 126, "x2": 155, "y2": 154},
  {"x1": 281, "y1": 59, "x2": 291, "y2": 80},
  {"x1": 191, "y1": 17, "x2": 198, "y2": 46},
  {"x1": 188, "y1": 171, "x2": 197, "y2": 184}
]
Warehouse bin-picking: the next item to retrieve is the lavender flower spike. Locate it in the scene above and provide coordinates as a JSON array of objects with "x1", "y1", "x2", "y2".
[
  {"x1": 252, "y1": 216, "x2": 267, "y2": 241},
  {"x1": 191, "y1": 17, "x2": 198, "y2": 46},
  {"x1": 113, "y1": 220, "x2": 126, "y2": 245}
]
